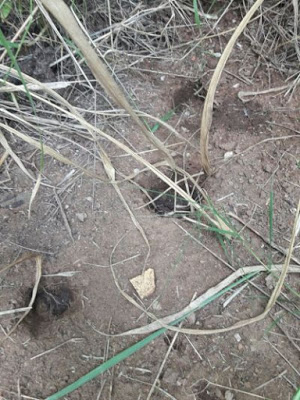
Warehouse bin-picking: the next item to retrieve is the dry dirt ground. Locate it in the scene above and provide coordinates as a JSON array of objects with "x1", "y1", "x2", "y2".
[{"x1": 0, "y1": 3, "x2": 300, "y2": 400}]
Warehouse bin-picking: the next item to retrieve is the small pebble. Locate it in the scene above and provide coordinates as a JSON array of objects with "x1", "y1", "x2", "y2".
[
  {"x1": 234, "y1": 333, "x2": 241, "y2": 342},
  {"x1": 187, "y1": 312, "x2": 196, "y2": 325},
  {"x1": 225, "y1": 390, "x2": 235, "y2": 400},
  {"x1": 76, "y1": 212, "x2": 87, "y2": 222},
  {"x1": 224, "y1": 151, "x2": 234, "y2": 160}
]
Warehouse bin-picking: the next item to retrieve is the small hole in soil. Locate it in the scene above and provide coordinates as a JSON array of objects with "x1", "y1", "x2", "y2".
[
  {"x1": 50, "y1": 63, "x2": 58, "y2": 75},
  {"x1": 163, "y1": 333, "x2": 185, "y2": 351},
  {"x1": 24, "y1": 285, "x2": 74, "y2": 338},
  {"x1": 147, "y1": 173, "x2": 201, "y2": 217},
  {"x1": 30, "y1": 285, "x2": 73, "y2": 318},
  {"x1": 173, "y1": 79, "x2": 206, "y2": 111}
]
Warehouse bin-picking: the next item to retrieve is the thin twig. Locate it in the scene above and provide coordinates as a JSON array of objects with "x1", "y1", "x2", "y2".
[
  {"x1": 266, "y1": 338, "x2": 300, "y2": 378},
  {"x1": 146, "y1": 322, "x2": 183, "y2": 400},
  {"x1": 253, "y1": 370, "x2": 287, "y2": 392},
  {"x1": 270, "y1": 315, "x2": 300, "y2": 353},
  {"x1": 53, "y1": 189, "x2": 74, "y2": 243},
  {"x1": 229, "y1": 212, "x2": 300, "y2": 265}
]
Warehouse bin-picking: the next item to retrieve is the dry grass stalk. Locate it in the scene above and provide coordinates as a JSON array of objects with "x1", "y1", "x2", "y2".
[
  {"x1": 2, "y1": 0, "x2": 231, "y2": 269},
  {"x1": 114, "y1": 263, "x2": 300, "y2": 337},
  {"x1": 38, "y1": 0, "x2": 175, "y2": 167},
  {"x1": 28, "y1": 173, "x2": 41, "y2": 219},
  {"x1": 146, "y1": 322, "x2": 182, "y2": 400},
  {"x1": 0, "y1": 62, "x2": 230, "y2": 233},
  {"x1": 196, "y1": 379, "x2": 273, "y2": 399},
  {"x1": 0, "y1": 131, "x2": 34, "y2": 180},
  {"x1": 0, "y1": 6, "x2": 39, "y2": 63},
  {"x1": 200, "y1": 0, "x2": 265, "y2": 173},
  {"x1": 107, "y1": 200, "x2": 300, "y2": 336},
  {"x1": 0, "y1": 254, "x2": 42, "y2": 342}
]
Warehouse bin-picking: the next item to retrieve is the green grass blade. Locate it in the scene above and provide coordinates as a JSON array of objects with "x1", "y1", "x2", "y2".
[
  {"x1": 14, "y1": 0, "x2": 34, "y2": 60},
  {"x1": 205, "y1": 225, "x2": 236, "y2": 238},
  {"x1": 293, "y1": 388, "x2": 300, "y2": 400},
  {"x1": 0, "y1": 27, "x2": 35, "y2": 113},
  {"x1": 0, "y1": 0, "x2": 12, "y2": 20},
  {"x1": 151, "y1": 109, "x2": 175, "y2": 133},
  {"x1": 264, "y1": 314, "x2": 284, "y2": 336},
  {"x1": 46, "y1": 328, "x2": 165, "y2": 400},
  {"x1": 193, "y1": 0, "x2": 201, "y2": 26},
  {"x1": 64, "y1": 37, "x2": 84, "y2": 59},
  {"x1": 207, "y1": 0, "x2": 218, "y2": 14},
  {"x1": 0, "y1": 1, "x2": 45, "y2": 171},
  {"x1": 46, "y1": 271, "x2": 257, "y2": 400},
  {"x1": 1, "y1": 40, "x2": 19, "y2": 48}
]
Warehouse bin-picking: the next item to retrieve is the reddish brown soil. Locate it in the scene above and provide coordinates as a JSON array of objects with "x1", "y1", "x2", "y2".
[{"x1": 0, "y1": 7, "x2": 299, "y2": 400}]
